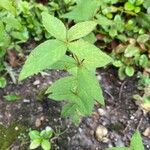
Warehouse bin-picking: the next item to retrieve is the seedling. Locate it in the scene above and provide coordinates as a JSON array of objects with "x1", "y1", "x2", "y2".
[
  {"x1": 29, "y1": 126, "x2": 53, "y2": 150},
  {"x1": 19, "y1": 12, "x2": 112, "y2": 123}
]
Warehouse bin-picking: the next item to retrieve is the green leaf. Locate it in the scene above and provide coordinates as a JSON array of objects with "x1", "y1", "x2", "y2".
[
  {"x1": 19, "y1": 40, "x2": 67, "y2": 81},
  {"x1": 109, "y1": 27, "x2": 117, "y2": 37},
  {"x1": 136, "y1": 0, "x2": 144, "y2": 6},
  {"x1": 29, "y1": 130, "x2": 40, "y2": 140},
  {"x1": 128, "y1": 0, "x2": 136, "y2": 4},
  {"x1": 61, "y1": 103, "x2": 81, "y2": 124},
  {"x1": 118, "y1": 67, "x2": 126, "y2": 80},
  {"x1": 0, "y1": 77, "x2": 7, "y2": 88},
  {"x1": 63, "y1": 0, "x2": 100, "y2": 22},
  {"x1": 113, "y1": 60, "x2": 123, "y2": 67},
  {"x1": 68, "y1": 40, "x2": 112, "y2": 69},
  {"x1": 136, "y1": 13, "x2": 150, "y2": 29},
  {"x1": 113, "y1": 15, "x2": 124, "y2": 32},
  {"x1": 50, "y1": 55, "x2": 77, "y2": 71},
  {"x1": 124, "y1": 44, "x2": 139, "y2": 58},
  {"x1": 0, "y1": 21, "x2": 10, "y2": 50},
  {"x1": 61, "y1": 103, "x2": 78, "y2": 117},
  {"x1": 139, "y1": 54, "x2": 149, "y2": 68},
  {"x1": 10, "y1": 30, "x2": 28, "y2": 42},
  {"x1": 83, "y1": 32, "x2": 96, "y2": 44},
  {"x1": 47, "y1": 67, "x2": 104, "y2": 114},
  {"x1": 77, "y1": 66, "x2": 104, "y2": 105},
  {"x1": 130, "y1": 130, "x2": 145, "y2": 150},
  {"x1": 46, "y1": 76, "x2": 77, "y2": 101},
  {"x1": 125, "y1": 66, "x2": 135, "y2": 77},
  {"x1": 29, "y1": 139, "x2": 41, "y2": 149},
  {"x1": 3, "y1": 94, "x2": 21, "y2": 102},
  {"x1": 49, "y1": 67, "x2": 102, "y2": 114},
  {"x1": 124, "y1": 2, "x2": 135, "y2": 11},
  {"x1": 50, "y1": 55, "x2": 78, "y2": 76},
  {"x1": 67, "y1": 21, "x2": 97, "y2": 41},
  {"x1": 42, "y1": 12, "x2": 67, "y2": 41},
  {"x1": 41, "y1": 140, "x2": 51, "y2": 150},
  {"x1": 96, "y1": 14, "x2": 113, "y2": 30},
  {"x1": 137, "y1": 34, "x2": 149, "y2": 43},
  {"x1": 46, "y1": 76, "x2": 91, "y2": 115},
  {"x1": 143, "y1": 0, "x2": 150, "y2": 9},
  {"x1": 0, "y1": 0, "x2": 16, "y2": 15},
  {"x1": 2, "y1": 16, "x2": 22, "y2": 30},
  {"x1": 134, "y1": 7, "x2": 141, "y2": 13},
  {"x1": 40, "y1": 129, "x2": 53, "y2": 139}
]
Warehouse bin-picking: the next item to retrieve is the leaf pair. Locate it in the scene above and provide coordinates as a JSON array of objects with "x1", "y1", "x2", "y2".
[
  {"x1": 42, "y1": 12, "x2": 97, "y2": 42},
  {"x1": 19, "y1": 12, "x2": 97, "y2": 80}
]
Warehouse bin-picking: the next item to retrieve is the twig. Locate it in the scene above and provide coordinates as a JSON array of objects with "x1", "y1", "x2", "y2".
[
  {"x1": 136, "y1": 110, "x2": 144, "y2": 130},
  {"x1": 123, "y1": 121, "x2": 130, "y2": 134},
  {"x1": 119, "y1": 80, "x2": 127, "y2": 101},
  {"x1": 104, "y1": 89, "x2": 114, "y2": 100}
]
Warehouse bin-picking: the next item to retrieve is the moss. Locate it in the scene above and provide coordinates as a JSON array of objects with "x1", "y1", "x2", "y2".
[{"x1": 0, "y1": 123, "x2": 27, "y2": 150}]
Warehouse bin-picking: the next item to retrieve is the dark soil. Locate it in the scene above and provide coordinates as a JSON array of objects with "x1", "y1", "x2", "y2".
[{"x1": 0, "y1": 66, "x2": 150, "y2": 150}]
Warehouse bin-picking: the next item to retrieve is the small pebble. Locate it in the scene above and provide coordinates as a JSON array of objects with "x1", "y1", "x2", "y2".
[
  {"x1": 102, "y1": 137, "x2": 109, "y2": 143},
  {"x1": 23, "y1": 99, "x2": 30, "y2": 103},
  {"x1": 40, "y1": 116, "x2": 45, "y2": 121},
  {"x1": 33, "y1": 80, "x2": 40, "y2": 85},
  {"x1": 78, "y1": 127, "x2": 82, "y2": 133},
  {"x1": 48, "y1": 81, "x2": 53, "y2": 85},
  {"x1": 35, "y1": 118, "x2": 41, "y2": 127},
  {"x1": 143, "y1": 127, "x2": 150, "y2": 138},
  {"x1": 15, "y1": 126, "x2": 19, "y2": 131},
  {"x1": 90, "y1": 130, "x2": 94, "y2": 136},
  {"x1": 98, "y1": 108, "x2": 106, "y2": 116},
  {"x1": 97, "y1": 75, "x2": 101, "y2": 80},
  {"x1": 95, "y1": 125, "x2": 108, "y2": 141},
  {"x1": 115, "y1": 139, "x2": 124, "y2": 147},
  {"x1": 130, "y1": 116, "x2": 134, "y2": 120},
  {"x1": 41, "y1": 72, "x2": 50, "y2": 76},
  {"x1": 35, "y1": 116, "x2": 45, "y2": 127}
]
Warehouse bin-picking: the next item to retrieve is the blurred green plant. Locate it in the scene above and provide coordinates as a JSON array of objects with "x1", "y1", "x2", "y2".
[{"x1": 3, "y1": 94, "x2": 21, "y2": 102}]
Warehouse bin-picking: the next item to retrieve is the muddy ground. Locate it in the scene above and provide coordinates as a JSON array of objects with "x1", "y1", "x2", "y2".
[{"x1": 0, "y1": 65, "x2": 150, "y2": 150}]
